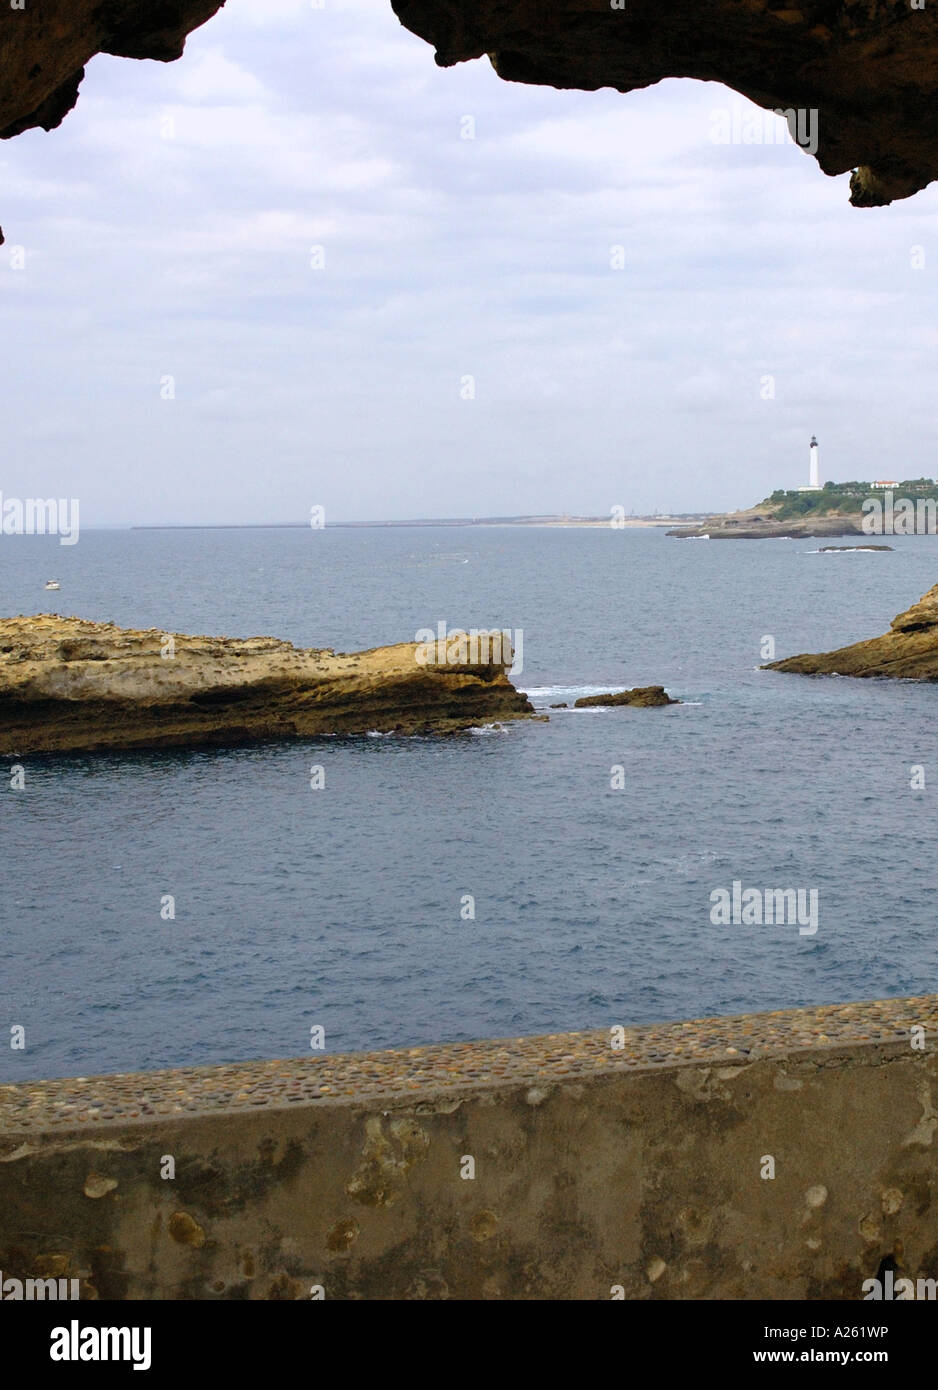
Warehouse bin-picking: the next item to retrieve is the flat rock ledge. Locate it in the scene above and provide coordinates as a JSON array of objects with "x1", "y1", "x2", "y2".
[
  {"x1": 668, "y1": 517, "x2": 864, "y2": 541},
  {"x1": 574, "y1": 686, "x2": 678, "y2": 708},
  {"x1": 0, "y1": 615, "x2": 534, "y2": 754},
  {"x1": 764, "y1": 581, "x2": 938, "y2": 680}
]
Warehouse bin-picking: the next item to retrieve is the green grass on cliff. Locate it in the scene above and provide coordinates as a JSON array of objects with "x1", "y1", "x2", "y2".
[{"x1": 761, "y1": 479, "x2": 935, "y2": 520}]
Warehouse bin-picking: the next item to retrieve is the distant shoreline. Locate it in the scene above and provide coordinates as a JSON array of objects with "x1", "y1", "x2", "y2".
[{"x1": 130, "y1": 516, "x2": 705, "y2": 531}]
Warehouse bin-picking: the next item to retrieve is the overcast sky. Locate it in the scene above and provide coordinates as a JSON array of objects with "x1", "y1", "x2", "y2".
[{"x1": 1, "y1": 0, "x2": 936, "y2": 525}]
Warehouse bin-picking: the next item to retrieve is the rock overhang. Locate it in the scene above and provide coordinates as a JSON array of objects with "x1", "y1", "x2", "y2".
[
  {"x1": 1, "y1": 0, "x2": 937, "y2": 243},
  {"x1": 0, "y1": 0, "x2": 226, "y2": 241},
  {"x1": 391, "y1": 0, "x2": 938, "y2": 207}
]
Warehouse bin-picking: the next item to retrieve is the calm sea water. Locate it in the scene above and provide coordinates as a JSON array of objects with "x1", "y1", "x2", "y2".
[{"x1": 2, "y1": 525, "x2": 938, "y2": 1081}]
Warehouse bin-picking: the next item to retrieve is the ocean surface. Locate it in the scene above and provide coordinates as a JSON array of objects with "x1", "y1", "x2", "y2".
[{"x1": 3, "y1": 525, "x2": 938, "y2": 1082}]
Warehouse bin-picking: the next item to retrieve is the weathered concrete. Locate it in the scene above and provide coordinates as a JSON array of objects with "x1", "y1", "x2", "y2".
[{"x1": 1, "y1": 996, "x2": 936, "y2": 1299}]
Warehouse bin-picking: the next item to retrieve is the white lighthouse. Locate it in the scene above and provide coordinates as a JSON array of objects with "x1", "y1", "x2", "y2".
[{"x1": 799, "y1": 435, "x2": 822, "y2": 491}]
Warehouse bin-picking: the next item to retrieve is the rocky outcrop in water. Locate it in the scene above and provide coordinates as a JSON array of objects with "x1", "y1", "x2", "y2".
[
  {"x1": 574, "y1": 686, "x2": 678, "y2": 708},
  {"x1": 764, "y1": 582, "x2": 938, "y2": 680},
  {"x1": 669, "y1": 515, "x2": 864, "y2": 541},
  {"x1": 0, "y1": 615, "x2": 534, "y2": 753}
]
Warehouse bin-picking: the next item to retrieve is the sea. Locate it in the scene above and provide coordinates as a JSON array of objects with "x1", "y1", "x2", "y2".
[{"x1": 2, "y1": 525, "x2": 937, "y2": 1082}]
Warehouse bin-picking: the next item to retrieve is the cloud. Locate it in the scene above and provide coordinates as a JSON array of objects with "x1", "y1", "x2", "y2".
[
  {"x1": 173, "y1": 50, "x2": 268, "y2": 103},
  {"x1": 0, "y1": 2, "x2": 935, "y2": 523}
]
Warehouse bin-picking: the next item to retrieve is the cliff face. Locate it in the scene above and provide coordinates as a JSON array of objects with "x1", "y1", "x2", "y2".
[
  {"x1": 764, "y1": 581, "x2": 938, "y2": 679},
  {"x1": 0, "y1": 615, "x2": 534, "y2": 753}
]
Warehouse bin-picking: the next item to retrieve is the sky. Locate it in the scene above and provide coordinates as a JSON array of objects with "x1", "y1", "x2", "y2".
[{"x1": 1, "y1": 0, "x2": 937, "y2": 525}]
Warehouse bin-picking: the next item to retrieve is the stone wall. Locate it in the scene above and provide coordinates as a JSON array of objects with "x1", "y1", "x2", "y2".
[{"x1": 2, "y1": 996, "x2": 936, "y2": 1300}]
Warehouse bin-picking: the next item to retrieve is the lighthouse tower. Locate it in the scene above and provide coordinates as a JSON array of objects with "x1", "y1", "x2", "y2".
[{"x1": 799, "y1": 435, "x2": 822, "y2": 491}]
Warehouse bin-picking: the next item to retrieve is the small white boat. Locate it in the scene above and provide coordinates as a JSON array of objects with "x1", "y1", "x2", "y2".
[{"x1": 44, "y1": 580, "x2": 60, "y2": 591}]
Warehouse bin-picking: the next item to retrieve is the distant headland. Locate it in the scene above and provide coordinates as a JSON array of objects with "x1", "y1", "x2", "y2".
[{"x1": 668, "y1": 478, "x2": 938, "y2": 540}]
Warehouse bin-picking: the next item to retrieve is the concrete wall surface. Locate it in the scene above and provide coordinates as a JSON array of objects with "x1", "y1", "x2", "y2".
[{"x1": 1, "y1": 996, "x2": 936, "y2": 1299}]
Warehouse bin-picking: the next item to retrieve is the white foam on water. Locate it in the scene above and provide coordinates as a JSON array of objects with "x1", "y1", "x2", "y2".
[{"x1": 525, "y1": 685, "x2": 618, "y2": 699}]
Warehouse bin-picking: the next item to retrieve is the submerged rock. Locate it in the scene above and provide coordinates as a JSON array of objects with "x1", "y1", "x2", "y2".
[
  {"x1": 0, "y1": 615, "x2": 534, "y2": 754},
  {"x1": 764, "y1": 582, "x2": 938, "y2": 680},
  {"x1": 574, "y1": 686, "x2": 678, "y2": 708}
]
